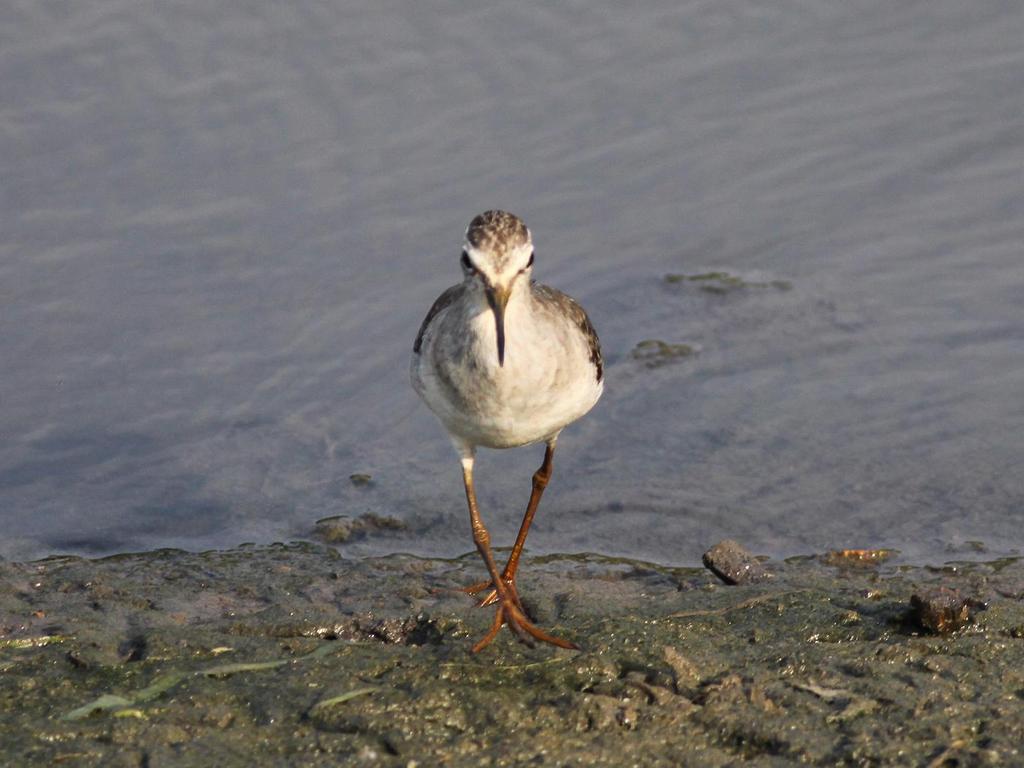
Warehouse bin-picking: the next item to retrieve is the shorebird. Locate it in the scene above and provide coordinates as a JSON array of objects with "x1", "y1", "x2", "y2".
[{"x1": 411, "y1": 210, "x2": 603, "y2": 652}]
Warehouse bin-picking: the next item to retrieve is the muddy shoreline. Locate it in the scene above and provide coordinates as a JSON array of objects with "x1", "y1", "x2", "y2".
[{"x1": 2, "y1": 542, "x2": 1023, "y2": 765}]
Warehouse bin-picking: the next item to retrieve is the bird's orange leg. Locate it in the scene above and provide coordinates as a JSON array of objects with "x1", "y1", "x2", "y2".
[
  {"x1": 460, "y1": 454, "x2": 576, "y2": 652},
  {"x1": 462, "y1": 442, "x2": 555, "y2": 609}
]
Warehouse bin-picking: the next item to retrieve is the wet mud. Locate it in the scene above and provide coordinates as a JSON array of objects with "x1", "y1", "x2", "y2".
[{"x1": 2, "y1": 542, "x2": 1024, "y2": 765}]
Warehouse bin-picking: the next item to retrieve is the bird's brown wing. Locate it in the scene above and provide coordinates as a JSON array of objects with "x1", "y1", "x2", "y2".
[
  {"x1": 413, "y1": 284, "x2": 465, "y2": 354},
  {"x1": 533, "y1": 284, "x2": 603, "y2": 382}
]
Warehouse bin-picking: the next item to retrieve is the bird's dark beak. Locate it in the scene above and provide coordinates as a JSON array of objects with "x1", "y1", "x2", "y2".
[{"x1": 485, "y1": 285, "x2": 510, "y2": 366}]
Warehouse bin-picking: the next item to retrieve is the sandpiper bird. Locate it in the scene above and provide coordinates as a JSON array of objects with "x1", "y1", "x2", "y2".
[{"x1": 411, "y1": 210, "x2": 604, "y2": 652}]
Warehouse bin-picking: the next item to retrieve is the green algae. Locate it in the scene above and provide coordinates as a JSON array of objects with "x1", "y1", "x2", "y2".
[
  {"x1": 313, "y1": 512, "x2": 408, "y2": 544},
  {"x1": 60, "y1": 624, "x2": 350, "y2": 722},
  {"x1": 631, "y1": 339, "x2": 698, "y2": 368},
  {"x1": 0, "y1": 635, "x2": 68, "y2": 650},
  {"x1": 310, "y1": 687, "x2": 379, "y2": 712},
  {"x1": 64, "y1": 694, "x2": 135, "y2": 721},
  {"x1": 665, "y1": 271, "x2": 793, "y2": 294}
]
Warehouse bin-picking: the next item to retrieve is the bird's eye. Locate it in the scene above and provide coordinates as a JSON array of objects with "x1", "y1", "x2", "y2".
[{"x1": 461, "y1": 252, "x2": 475, "y2": 273}]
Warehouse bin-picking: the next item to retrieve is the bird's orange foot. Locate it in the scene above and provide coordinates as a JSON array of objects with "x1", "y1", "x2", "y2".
[
  {"x1": 470, "y1": 590, "x2": 579, "y2": 653},
  {"x1": 461, "y1": 575, "x2": 518, "y2": 609}
]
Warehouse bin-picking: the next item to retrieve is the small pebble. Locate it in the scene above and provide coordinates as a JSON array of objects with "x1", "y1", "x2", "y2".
[
  {"x1": 910, "y1": 587, "x2": 972, "y2": 634},
  {"x1": 702, "y1": 540, "x2": 771, "y2": 585}
]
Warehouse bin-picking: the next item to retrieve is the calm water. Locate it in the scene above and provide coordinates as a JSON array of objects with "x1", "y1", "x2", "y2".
[{"x1": 2, "y1": 1, "x2": 1022, "y2": 564}]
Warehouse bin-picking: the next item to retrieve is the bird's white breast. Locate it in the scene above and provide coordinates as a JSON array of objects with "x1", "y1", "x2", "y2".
[{"x1": 412, "y1": 291, "x2": 602, "y2": 449}]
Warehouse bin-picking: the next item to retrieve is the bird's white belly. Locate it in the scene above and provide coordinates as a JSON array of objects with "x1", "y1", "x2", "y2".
[{"x1": 413, "y1": 304, "x2": 602, "y2": 449}]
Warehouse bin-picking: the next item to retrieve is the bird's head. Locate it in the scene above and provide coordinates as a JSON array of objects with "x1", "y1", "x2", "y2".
[{"x1": 459, "y1": 210, "x2": 535, "y2": 366}]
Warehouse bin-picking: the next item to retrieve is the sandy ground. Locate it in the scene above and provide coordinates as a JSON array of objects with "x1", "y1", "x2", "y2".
[{"x1": 2, "y1": 540, "x2": 1023, "y2": 766}]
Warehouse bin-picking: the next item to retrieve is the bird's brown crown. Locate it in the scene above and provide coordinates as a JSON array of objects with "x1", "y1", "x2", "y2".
[{"x1": 465, "y1": 210, "x2": 531, "y2": 258}]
